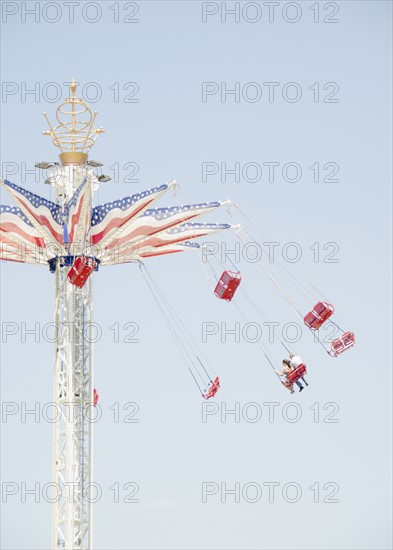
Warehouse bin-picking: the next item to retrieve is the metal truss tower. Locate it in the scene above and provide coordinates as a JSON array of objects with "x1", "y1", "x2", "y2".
[{"x1": 52, "y1": 227, "x2": 94, "y2": 549}]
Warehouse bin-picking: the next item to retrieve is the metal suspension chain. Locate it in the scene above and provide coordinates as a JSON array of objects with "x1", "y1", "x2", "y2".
[
  {"x1": 230, "y1": 203, "x2": 328, "y2": 301},
  {"x1": 199, "y1": 245, "x2": 290, "y2": 382},
  {"x1": 141, "y1": 263, "x2": 216, "y2": 376},
  {"x1": 204, "y1": 244, "x2": 293, "y2": 355},
  {"x1": 231, "y1": 300, "x2": 282, "y2": 383},
  {"x1": 232, "y1": 223, "x2": 305, "y2": 322},
  {"x1": 139, "y1": 263, "x2": 212, "y2": 389}
]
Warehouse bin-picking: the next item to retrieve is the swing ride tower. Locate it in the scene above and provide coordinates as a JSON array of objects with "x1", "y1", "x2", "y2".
[
  {"x1": 0, "y1": 80, "x2": 234, "y2": 549},
  {"x1": 43, "y1": 80, "x2": 100, "y2": 549}
]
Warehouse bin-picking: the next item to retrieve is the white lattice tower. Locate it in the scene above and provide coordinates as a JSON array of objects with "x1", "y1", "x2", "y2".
[
  {"x1": 43, "y1": 80, "x2": 102, "y2": 549},
  {"x1": 51, "y1": 165, "x2": 95, "y2": 550}
]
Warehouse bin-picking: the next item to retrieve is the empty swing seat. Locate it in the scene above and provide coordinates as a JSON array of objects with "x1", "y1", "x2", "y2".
[
  {"x1": 204, "y1": 377, "x2": 220, "y2": 400},
  {"x1": 214, "y1": 271, "x2": 241, "y2": 302},
  {"x1": 68, "y1": 257, "x2": 97, "y2": 288},
  {"x1": 329, "y1": 331, "x2": 355, "y2": 357},
  {"x1": 304, "y1": 301, "x2": 334, "y2": 330},
  {"x1": 286, "y1": 364, "x2": 307, "y2": 384}
]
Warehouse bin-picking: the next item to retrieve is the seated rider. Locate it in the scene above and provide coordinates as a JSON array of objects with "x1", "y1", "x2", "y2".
[
  {"x1": 289, "y1": 352, "x2": 309, "y2": 390},
  {"x1": 275, "y1": 360, "x2": 296, "y2": 394}
]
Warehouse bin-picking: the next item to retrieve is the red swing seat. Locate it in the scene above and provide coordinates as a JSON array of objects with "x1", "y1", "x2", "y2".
[
  {"x1": 329, "y1": 331, "x2": 355, "y2": 357},
  {"x1": 304, "y1": 301, "x2": 334, "y2": 330},
  {"x1": 68, "y1": 257, "x2": 97, "y2": 288},
  {"x1": 204, "y1": 376, "x2": 220, "y2": 399},
  {"x1": 214, "y1": 271, "x2": 241, "y2": 302},
  {"x1": 286, "y1": 364, "x2": 307, "y2": 384}
]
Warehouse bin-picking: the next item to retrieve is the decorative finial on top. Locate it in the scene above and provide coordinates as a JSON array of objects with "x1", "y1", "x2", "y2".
[
  {"x1": 42, "y1": 79, "x2": 105, "y2": 166},
  {"x1": 70, "y1": 77, "x2": 77, "y2": 95}
]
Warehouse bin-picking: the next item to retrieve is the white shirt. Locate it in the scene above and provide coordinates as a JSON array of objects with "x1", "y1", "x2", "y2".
[{"x1": 290, "y1": 355, "x2": 303, "y2": 369}]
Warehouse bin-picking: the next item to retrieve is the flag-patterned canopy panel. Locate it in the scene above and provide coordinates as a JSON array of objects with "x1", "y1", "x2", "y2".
[
  {"x1": 0, "y1": 178, "x2": 233, "y2": 267},
  {"x1": 100, "y1": 222, "x2": 232, "y2": 264},
  {"x1": 0, "y1": 205, "x2": 51, "y2": 265},
  {"x1": 1, "y1": 180, "x2": 63, "y2": 244},
  {"x1": 64, "y1": 178, "x2": 93, "y2": 247}
]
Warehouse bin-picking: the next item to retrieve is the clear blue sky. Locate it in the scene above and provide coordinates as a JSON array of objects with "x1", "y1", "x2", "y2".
[{"x1": 1, "y1": 2, "x2": 392, "y2": 549}]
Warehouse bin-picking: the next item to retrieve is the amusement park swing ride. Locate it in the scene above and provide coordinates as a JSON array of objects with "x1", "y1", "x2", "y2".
[{"x1": 0, "y1": 80, "x2": 355, "y2": 549}]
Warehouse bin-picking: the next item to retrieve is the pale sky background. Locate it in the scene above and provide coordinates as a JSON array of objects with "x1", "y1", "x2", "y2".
[{"x1": 0, "y1": 1, "x2": 392, "y2": 549}]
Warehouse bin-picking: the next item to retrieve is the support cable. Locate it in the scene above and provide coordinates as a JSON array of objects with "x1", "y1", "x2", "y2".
[{"x1": 139, "y1": 263, "x2": 213, "y2": 389}]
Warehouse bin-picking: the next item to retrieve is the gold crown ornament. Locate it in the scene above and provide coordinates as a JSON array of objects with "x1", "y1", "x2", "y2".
[{"x1": 42, "y1": 78, "x2": 104, "y2": 166}]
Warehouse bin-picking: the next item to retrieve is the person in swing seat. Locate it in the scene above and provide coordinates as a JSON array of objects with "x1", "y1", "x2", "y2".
[
  {"x1": 275, "y1": 360, "x2": 297, "y2": 394},
  {"x1": 289, "y1": 352, "x2": 309, "y2": 390}
]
